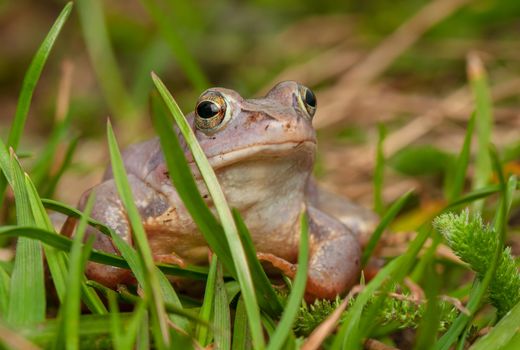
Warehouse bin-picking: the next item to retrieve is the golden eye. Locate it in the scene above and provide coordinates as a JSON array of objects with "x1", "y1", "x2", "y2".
[
  {"x1": 194, "y1": 93, "x2": 227, "y2": 131},
  {"x1": 298, "y1": 85, "x2": 317, "y2": 119}
]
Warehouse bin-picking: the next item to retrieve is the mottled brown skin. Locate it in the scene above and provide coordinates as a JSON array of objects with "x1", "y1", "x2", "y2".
[{"x1": 67, "y1": 81, "x2": 378, "y2": 299}]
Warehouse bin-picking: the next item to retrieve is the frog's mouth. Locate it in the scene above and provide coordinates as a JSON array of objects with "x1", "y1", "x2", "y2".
[{"x1": 190, "y1": 139, "x2": 316, "y2": 173}]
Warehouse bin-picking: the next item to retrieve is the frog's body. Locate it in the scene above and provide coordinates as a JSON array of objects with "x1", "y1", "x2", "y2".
[{"x1": 69, "y1": 81, "x2": 377, "y2": 299}]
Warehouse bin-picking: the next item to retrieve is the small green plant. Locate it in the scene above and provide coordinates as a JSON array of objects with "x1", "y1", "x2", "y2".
[{"x1": 434, "y1": 210, "x2": 520, "y2": 318}]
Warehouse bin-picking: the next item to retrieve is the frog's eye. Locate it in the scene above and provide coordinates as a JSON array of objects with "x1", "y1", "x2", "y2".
[
  {"x1": 298, "y1": 85, "x2": 317, "y2": 119},
  {"x1": 194, "y1": 93, "x2": 228, "y2": 131}
]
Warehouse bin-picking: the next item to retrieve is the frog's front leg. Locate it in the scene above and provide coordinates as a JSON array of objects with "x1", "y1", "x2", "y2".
[
  {"x1": 257, "y1": 206, "x2": 361, "y2": 299},
  {"x1": 305, "y1": 206, "x2": 361, "y2": 299},
  {"x1": 64, "y1": 174, "x2": 173, "y2": 288}
]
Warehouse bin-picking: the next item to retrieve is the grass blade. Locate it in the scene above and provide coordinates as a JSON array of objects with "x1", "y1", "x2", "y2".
[
  {"x1": 373, "y1": 124, "x2": 386, "y2": 215},
  {"x1": 467, "y1": 53, "x2": 493, "y2": 212},
  {"x1": 232, "y1": 296, "x2": 252, "y2": 350},
  {"x1": 362, "y1": 190, "x2": 414, "y2": 267},
  {"x1": 197, "y1": 255, "x2": 218, "y2": 346},
  {"x1": 56, "y1": 193, "x2": 95, "y2": 350},
  {"x1": 233, "y1": 209, "x2": 283, "y2": 316},
  {"x1": 446, "y1": 112, "x2": 475, "y2": 201},
  {"x1": 6, "y1": 151, "x2": 45, "y2": 327},
  {"x1": 214, "y1": 261, "x2": 231, "y2": 350},
  {"x1": 42, "y1": 136, "x2": 79, "y2": 198},
  {"x1": 24, "y1": 174, "x2": 68, "y2": 302},
  {"x1": 267, "y1": 213, "x2": 309, "y2": 350},
  {"x1": 0, "y1": 224, "x2": 207, "y2": 279},
  {"x1": 0, "y1": 265, "x2": 10, "y2": 316},
  {"x1": 0, "y1": 1, "x2": 73, "y2": 209},
  {"x1": 139, "y1": 0, "x2": 209, "y2": 91},
  {"x1": 150, "y1": 93, "x2": 235, "y2": 274},
  {"x1": 152, "y1": 73, "x2": 264, "y2": 349},
  {"x1": 6, "y1": 2, "x2": 72, "y2": 151},
  {"x1": 76, "y1": 0, "x2": 137, "y2": 122},
  {"x1": 106, "y1": 121, "x2": 170, "y2": 347},
  {"x1": 469, "y1": 300, "x2": 520, "y2": 350}
]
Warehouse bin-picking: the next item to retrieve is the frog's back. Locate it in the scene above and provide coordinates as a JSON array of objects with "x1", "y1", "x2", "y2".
[{"x1": 103, "y1": 137, "x2": 163, "y2": 181}]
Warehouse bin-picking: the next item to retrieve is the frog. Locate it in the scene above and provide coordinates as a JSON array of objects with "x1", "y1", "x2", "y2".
[{"x1": 65, "y1": 81, "x2": 378, "y2": 299}]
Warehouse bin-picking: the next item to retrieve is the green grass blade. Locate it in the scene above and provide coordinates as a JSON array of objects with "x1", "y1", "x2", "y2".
[
  {"x1": 150, "y1": 93, "x2": 235, "y2": 275},
  {"x1": 6, "y1": 2, "x2": 72, "y2": 151},
  {"x1": 373, "y1": 124, "x2": 386, "y2": 215},
  {"x1": 25, "y1": 174, "x2": 105, "y2": 316},
  {"x1": 233, "y1": 209, "x2": 283, "y2": 316},
  {"x1": 139, "y1": 0, "x2": 209, "y2": 91},
  {"x1": 469, "y1": 300, "x2": 520, "y2": 350},
  {"x1": 362, "y1": 190, "x2": 413, "y2": 267},
  {"x1": 76, "y1": 0, "x2": 137, "y2": 121},
  {"x1": 156, "y1": 270, "x2": 190, "y2": 331},
  {"x1": 447, "y1": 112, "x2": 475, "y2": 201},
  {"x1": 24, "y1": 174, "x2": 68, "y2": 302},
  {"x1": 108, "y1": 292, "x2": 124, "y2": 350},
  {"x1": 42, "y1": 136, "x2": 79, "y2": 198},
  {"x1": 413, "y1": 260, "x2": 441, "y2": 349},
  {"x1": 18, "y1": 313, "x2": 133, "y2": 348},
  {"x1": 232, "y1": 296, "x2": 252, "y2": 350},
  {"x1": 468, "y1": 53, "x2": 493, "y2": 212},
  {"x1": 267, "y1": 213, "x2": 309, "y2": 350},
  {"x1": 107, "y1": 220, "x2": 190, "y2": 331},
  {"x1": 30, "y1": 115, "x2": 70, "y2": 188},
  {"x1": 152, "y1": 73, "x2": 264, "y2": 349},
  {"x1": 0, "y1": 224, "x2": 208, "y2": 279},
  {"x1": 106, "y1": 121, "x2": 170, "y2": 347},
  {"x1": 0, "y1": 2, "x2": 72, "y2": 211},
  {"x1": 57, "y1": 193, "x2": 95, "y2": 350},
  {"x1": 213, "y1": 261, "x2": 231, "y2": 350},
  {"x1": 197, "y1": 256, "x2": 218, "y2": 346},
  {"x1": 6, "y1": 152, "x2": 45, "y2": 327},
  {"x1": 0, "y1": 265, "x2": 10, "y2": 316}
]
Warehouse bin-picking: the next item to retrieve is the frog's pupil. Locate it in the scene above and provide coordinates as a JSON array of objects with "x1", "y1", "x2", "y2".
[
  {"x1": 197, "y1": 101, "x2": 220, "y2": 119},
  {"x1": 305, "y1": 89, "x2": 316, "y2": 108}
]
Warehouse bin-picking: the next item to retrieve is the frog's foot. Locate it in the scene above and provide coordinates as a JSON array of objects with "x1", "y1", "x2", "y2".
[
  {"x1": 305, "y1": 206, "x2": 361, "y2": 300},
  {"x1": 153, "y1": 253, "x2": 187, "y2": 268}
]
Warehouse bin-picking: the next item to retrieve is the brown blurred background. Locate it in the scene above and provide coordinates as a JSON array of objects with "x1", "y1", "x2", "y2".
[{"x1": 1, "y1": 0, "x2": 519, "y2": 221}]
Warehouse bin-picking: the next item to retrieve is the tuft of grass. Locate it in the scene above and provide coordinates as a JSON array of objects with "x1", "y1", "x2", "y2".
[{"x1": 5, "y1": 150, "x2": 45, "y2": 327}]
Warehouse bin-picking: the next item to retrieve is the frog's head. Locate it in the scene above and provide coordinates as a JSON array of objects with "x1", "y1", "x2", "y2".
[
  {"x1": 180, "y1": 81, "x2": 318, "y2": 210},
  {"x1": 187, "y1": 80, "x2": 317, "y2": 171}
]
